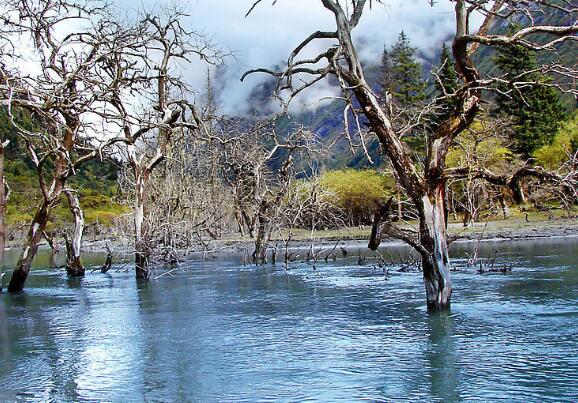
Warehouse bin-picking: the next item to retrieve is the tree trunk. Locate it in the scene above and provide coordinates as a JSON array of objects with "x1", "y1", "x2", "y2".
[
  {"x1": 242, "y1": 208, "x2": 256, "y2": 238},
  {"x1": 7, "y1": 203, "x2": 51, "y2": 292},
  {"x1": 234, "y1": 208, "x2": 246, "y2": 237},
  {"x1": 498, "y1": 194, "x2": 510, "y2": 219},
  {"x1": 510, "y1": 183, "x2": 526, "y2": 205},
  {"x1": 368, "y1": 197, "x2": 394, "y2": 251},
  {"x1": 418, "y1": 186, "x2": 452, "y2": 311},
  {"x1": 64, "y1": 190, "x2": 85, "y2": 277},
  {"x1": 396, "y1": 184, "x2": 403, "y2": 221},
  {"x1": 252, "y1": 201, "x2": 271, "y2": 265},
  {"x1": 0, "y1": 142, "x2": 7, "y2": 263},
  {"x1": 134, "y1": 172, "x2": 150, "y2": 280}
]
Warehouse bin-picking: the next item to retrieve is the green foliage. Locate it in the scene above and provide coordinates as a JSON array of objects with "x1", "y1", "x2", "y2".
[
  {"x1": 320, "y1": 169, "x2": 395, "y2": 225},
  {"x1": 432, "y1": 43, "x2": 460, "y2": 129},
  {"x1": 533, "y1": 114, "x2": 578, "y2": 170},
  {"x1": 0, "y1": 108, "x2": 123, "y2": 229},
  {"x1": 446, "y1": 120, "x2": 514, "y2": 169},
  {"x1": 385, "y1": 32, "x2": 427, "y2": 107},
  {"x1": 380, "y1": 32, "x2": 428, "y2": 156},
  {"x1": 494, "y1": 33, "x2": 567, "y2": 157},
  {"x1": 380, "y1": 48, "x2": 393, "y2": 100}
]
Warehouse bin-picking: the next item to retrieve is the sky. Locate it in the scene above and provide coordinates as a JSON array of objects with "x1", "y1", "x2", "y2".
[{"x1": 110, "y1": 0, "x2": 471, "y2": 113}]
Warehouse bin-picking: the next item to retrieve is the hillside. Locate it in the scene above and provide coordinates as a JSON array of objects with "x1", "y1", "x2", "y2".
[
  {"x1": 237, "y1": 8, "x2": 576, "y2": 170},
  {"x1": 0, "y1": 109, "x2": 125, "y2": 232}
]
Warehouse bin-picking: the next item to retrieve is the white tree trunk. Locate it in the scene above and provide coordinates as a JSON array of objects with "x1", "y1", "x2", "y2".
[
  {"x1": 419, "y1": 188, "x2": 452, "y2": 311},
  {"x1": 64, "y1": 190, "x2": 85, "y2": 277}
]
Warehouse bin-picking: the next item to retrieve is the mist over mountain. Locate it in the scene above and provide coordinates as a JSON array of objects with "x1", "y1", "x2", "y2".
[{"x1": 212, "y1": 5, "x2": 575, "y2": 170}]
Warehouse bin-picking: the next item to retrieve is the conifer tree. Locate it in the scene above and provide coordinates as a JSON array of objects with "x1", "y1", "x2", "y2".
[
  {"x1": 388, "y1": 31, "x2": 426, "y2": 109},
  {"x1": 379, "y1": 32, "x2": 427, "y2": 155},
  {"x1": 380, "y1": 47, "x2": 394, "y2": 103},
  {"x1": 432, "y1": 43, "x2": 459, "y2": 128},
  {"x1": 494, "y1": 40, "x2": 566, "y2": 158}
]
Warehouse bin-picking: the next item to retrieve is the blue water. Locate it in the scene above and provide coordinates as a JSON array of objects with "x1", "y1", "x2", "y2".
[{"x1": 0, "y1": 238, "x2": 577, "y2": 402}]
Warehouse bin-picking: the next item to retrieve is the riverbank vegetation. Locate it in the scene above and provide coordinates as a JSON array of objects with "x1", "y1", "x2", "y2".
[{"x1": 0, "y1": 0, "x2": 576, "y2": 311}]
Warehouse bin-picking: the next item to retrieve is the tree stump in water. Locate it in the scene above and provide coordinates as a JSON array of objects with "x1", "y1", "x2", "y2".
[{"x1": 100, "y1": 251, "x2": 113, "y2": 274}]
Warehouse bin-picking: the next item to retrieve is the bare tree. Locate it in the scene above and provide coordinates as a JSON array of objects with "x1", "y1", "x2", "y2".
[
  {"x1": 119, "y1": 130, "x2": 235, "y2": 262},
  {"x1": 0, "y1": 139, "x2": 9, "y2": 263},
  {"x1": 445, "y1": 116, "x2": 516, "y2": 225},
  {"x1": 103, "y1": 10, "x2": 224, "y2": 279},
  {"x1": 0, "y1": 0, "x2": 138, "y2": 290},
  {"x1": 245, "y1": 0, "x2": 578, "y2": 310},
  {"x1": 210, "y1": 119, "x2": 317, "y2": 264}
]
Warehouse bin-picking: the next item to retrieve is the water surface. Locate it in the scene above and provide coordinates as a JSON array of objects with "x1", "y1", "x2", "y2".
[{"x1": 1, "y1": 238, "x2": 577, "y2": 402}]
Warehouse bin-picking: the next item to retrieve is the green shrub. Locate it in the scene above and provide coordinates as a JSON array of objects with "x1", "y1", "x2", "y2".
[
  {"x1": 320, "y1": 169, "x2": 395, "y2": 225},
  {"x1": 533, "y1": 114, "x2": 578, "y2": 170}
]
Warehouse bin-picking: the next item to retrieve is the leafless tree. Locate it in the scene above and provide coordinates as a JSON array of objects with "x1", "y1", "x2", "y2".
[
  {"x1": 0, "y1": 139, "x2": 9, "y2": 263},
  {"x1": 445, "y1": 116, "x2": 517, "y2": 225},
  {"x1": 103, "y1": 9, "x2": 225, "y2": 279},
  {"x1": 117, "y1": 129, "x2": 235, "y2": 263},
  {"x1": 0, "y1": 0, "x2": 140, "y2": 290},
  {"x1": 209, "y1": 119, "x2": 318, "y2": 264},
  {"x1": 245, "y1": 0, "x2": 577, "y2": 310}
]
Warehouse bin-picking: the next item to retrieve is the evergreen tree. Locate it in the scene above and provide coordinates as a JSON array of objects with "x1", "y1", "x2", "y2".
[
  {"x1": 380, "y1": 47, "x2": 394, "y2": 102},
  {"x1": 388, "y1": 31, "x2": 427, "y2": 108},
  {"x1": 432, "y1": 43, "x2": 460, "y2": 129},
  {"x1": 494, "y1": 40, "x2": 566, "y2": 157},
  {"x1": 380, "y1": 32, "x2": 427, "y2": 156}
]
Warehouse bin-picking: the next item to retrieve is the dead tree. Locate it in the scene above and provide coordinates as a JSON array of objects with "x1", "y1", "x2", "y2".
[
  {"x1": 134, "y1": 130, "x2": 233, "y2": 258},
  {"x1": 0, "y1": 139, "x2": 9, "y2": 263},
  {"x1": 63, "y1": 190, "x2": 84, "y2": 276},
  {"x1": 210, "y1": 120, "x2": 317, "y2": 264},
  {"x1": 445, "y1": 116, "x2": 517, "y2": 225},
  {"x1": 0, "y1": 0, "x2": 142, "y2": 290},
  {"x1": 104, "y1": 10, "x2": 224, "y2": 279},
  {"x1": 245, "y1": 0, "x2": 578, "y2": 310}
]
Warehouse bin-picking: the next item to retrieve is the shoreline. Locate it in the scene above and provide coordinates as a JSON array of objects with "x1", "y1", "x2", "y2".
[
  {"x1": 88, "y1": 216, "x2": 578, "y2": 255},
  {"x1": 5, "y1": 216, "x2": 577, "y2": 256}
]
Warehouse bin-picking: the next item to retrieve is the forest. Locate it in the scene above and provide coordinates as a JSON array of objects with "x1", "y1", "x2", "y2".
[{"x1": 0, "y1": 0, "x2": 576, "y2": 313}]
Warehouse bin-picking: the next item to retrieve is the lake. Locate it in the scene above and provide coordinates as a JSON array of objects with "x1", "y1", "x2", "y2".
[{"x1": 1, "y1": 237, "x2": 577, "y2": 402}]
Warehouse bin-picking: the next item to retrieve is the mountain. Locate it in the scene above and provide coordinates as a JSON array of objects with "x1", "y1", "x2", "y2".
[{"x1": 230, "y1": 7, "x2": 576, "y2": 170}]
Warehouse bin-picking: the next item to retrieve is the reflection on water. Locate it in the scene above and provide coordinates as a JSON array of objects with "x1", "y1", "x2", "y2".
[{"x1": 0, "y1": 238, "x2": 577, "y2": 402}]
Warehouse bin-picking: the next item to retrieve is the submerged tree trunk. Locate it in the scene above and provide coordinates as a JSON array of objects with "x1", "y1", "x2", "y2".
[
  {"x1": 418, "y1": 186, "x2": 452, "y2": 311},
  {"x1": 7, "y1": 202, "x2": 51, "y2": 292},
  {"x1": 64, "y1": 190, "x2": 85, "y2": 277},
  {"x1": 253, "y1": 200, "x2": 271, "y2": 265},
  {"x1": 134, "y1": 171, "x2": 150, "y2": 280},
  {"x1": 0, "y1": 140, "x2": 8, "y2": 263},
  {"x1": 44, "y1": 231, "x2": 60, "y2": 268}
]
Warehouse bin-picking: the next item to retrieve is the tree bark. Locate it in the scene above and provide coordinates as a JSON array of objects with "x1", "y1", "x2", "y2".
[
  {"x1": 396, "y1": 184, "x2": 403, "y2": 221},
  {"x1": 234, "y1": 208, "x2": 246, "y2": 237},
  {"x1": 252, "y1": 200, "x2": 271, "y2": 265},
  {"x1": 368, "y1": 197, "x2": 394, "y2": 251},
  {"x1": 418, "y1": 186, "x2": 452, "y2": 311},
  {"x1": 64, "y1": 190, "x2": 85, "y2": 277},
  {"x1": 242, "y1": 208, "x2": 256, "y2": 238},
  {"x1": 134, "y1": 171, "x2": 150, "y2": 280},
  {"x1": 7, "y1": 202, "x2": 51, "y2": 292},
  {"x1": 498, "y1": 194, "x2": 510, "y2": 219},
  {"x1": 44, "y1": 231, "x2": 59, "y2": 268},
  {"x1": 0, "y1": 141, "x2": 8, "y2": 263}
]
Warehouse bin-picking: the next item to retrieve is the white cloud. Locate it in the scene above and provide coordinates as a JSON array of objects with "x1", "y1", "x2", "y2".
[{"x1": 112, "y1": 0, "x2": 483, "y2": 114}]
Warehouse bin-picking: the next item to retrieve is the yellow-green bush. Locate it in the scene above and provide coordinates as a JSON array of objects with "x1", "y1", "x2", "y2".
[
  {"x1": 319, "y1": 169, "x2": 395, "y2": 225},
  {"x1": 533, "y1": 114, "x2": 578, "y2": 170},
  {"x1": 446, "y1": 120, "x2": 513, "y2": 169}
]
